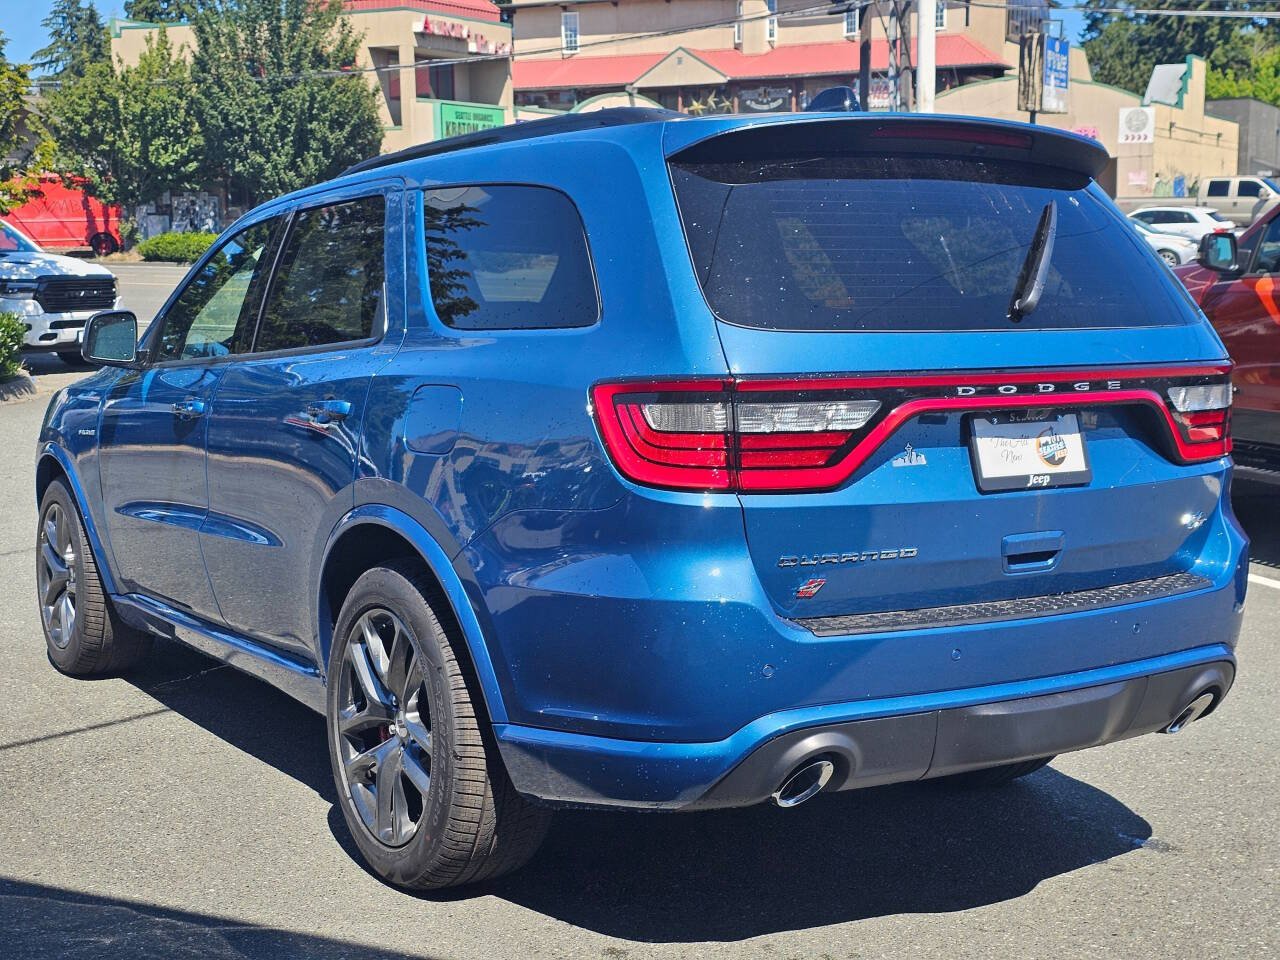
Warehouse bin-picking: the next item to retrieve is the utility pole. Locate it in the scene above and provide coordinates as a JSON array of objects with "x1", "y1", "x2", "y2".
[
  {"x1": 918, "y1": 0, "x2": 936, "y2": 112},
  {"x1": 858, "y1": 2, "x2": 872, "y2": 111}
]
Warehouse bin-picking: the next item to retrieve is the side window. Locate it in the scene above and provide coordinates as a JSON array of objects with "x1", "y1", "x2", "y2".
[
  {"x1": 1206, "y1": 180, "x2": 1230, "y2": 198},
  {"x1": 1253, "y1": 218, "x2": 1280, "y2": 274},
  {"x1": 153, "y1": 218, "x2": 279, "y2": 363},
  {"x1": 255, "y1": 195, "x2": 386, "y2": 353},
  {"x1": 1238, "y1": 180, "x2": 1263, "y2": 198},
  {"x1": 1134, "y1": 211, "x2": 1156, "y2": 224},
  {"x1": 1173, "y1": 211, "x2": 1196, "y2": 223},
  {"x1": 423, "y1": 185, "x2": 598, "y2": 330}
]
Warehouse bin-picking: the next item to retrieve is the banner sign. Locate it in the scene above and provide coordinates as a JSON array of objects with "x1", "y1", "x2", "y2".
[
  {"x1": 435, "y1": 101, "x2": 505, "y2": 139},
  {"x1": 1118, "y1": 106, "x2": 1155, "y2": 144},
  {"x1": 1041, "y1": 35, "x2": 1069, "y2": 114}
]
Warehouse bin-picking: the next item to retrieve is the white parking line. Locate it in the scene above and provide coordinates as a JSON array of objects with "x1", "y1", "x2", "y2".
[{"x1": 1248, "y1": 572, "x2": 1280, "y2": 590}]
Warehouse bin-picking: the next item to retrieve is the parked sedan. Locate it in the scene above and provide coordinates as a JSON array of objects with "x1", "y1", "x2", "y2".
[
  {"x1": 1130, "y1": 217, "x2": 1199, "y2": 266},
  {"x1": 1130, "y1": 206, "x2": 1237, "y2": 242}
]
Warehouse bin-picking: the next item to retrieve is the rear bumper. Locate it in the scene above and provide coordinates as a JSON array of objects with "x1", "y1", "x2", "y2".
[{"x1": 496, "y1": 645, "x2": 1235, "y2": 809}]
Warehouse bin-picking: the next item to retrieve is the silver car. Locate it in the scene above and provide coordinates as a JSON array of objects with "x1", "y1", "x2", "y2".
[
  {"x1": 0, "y1": 220, "x2": 118, "y2": 364},
  {"x1": 1129, "y1": 217, "x2": 1199, "y2": 266}
]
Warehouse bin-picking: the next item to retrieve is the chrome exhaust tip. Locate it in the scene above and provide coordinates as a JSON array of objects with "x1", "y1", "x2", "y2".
[
  {"x1": 772, "y1": 758, "x2": 835, "y2": 808},
  {"x1": 1163, "y1": 691, "x2": 1215, "y2": 734}
]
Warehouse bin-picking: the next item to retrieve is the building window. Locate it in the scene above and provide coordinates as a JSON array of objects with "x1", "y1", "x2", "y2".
[
  {"x1": 562, "y1": 11, "x2": 579, "y2": 54},
  {"x1": 936, "y1": 2, "x2": 947, "y2": 29},
  {"x1": 735, "y1": 1, "x2": 743, "y2": 45},
  {"x1": 843, "y1": 8, "x2": 857, "y2": 37},
  {"x1": 766, "y1": 0, "x2": 777, "y2": 43}
]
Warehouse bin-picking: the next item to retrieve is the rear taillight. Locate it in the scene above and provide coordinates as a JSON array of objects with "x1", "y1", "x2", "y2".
[
  {"x1": 1167, "y1": 382, "x2": 1232, "y2": 458},
  {"x1": 592, "y1": 368, "x2": 1233, "y2": 493}
]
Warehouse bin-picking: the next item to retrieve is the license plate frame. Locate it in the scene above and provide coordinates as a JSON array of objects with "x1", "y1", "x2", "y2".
[{"x1": 969, "y1": 412, "x2": 1092, "y2": 493}]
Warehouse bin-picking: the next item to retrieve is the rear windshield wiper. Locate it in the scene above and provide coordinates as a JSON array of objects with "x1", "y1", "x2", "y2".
[{"x1": 1007, "y1": 200, "x2": 1057, "y2": 322}]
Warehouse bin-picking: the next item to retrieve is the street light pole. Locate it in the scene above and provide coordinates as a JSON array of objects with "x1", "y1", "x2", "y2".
[{"x1": 918, "y1": 0, "x2": 936, "y2": 112}]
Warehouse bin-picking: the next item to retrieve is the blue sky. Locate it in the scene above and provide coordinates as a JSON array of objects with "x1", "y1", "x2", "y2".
[{"x1": 2, "y1": 1, "x2": 1089, "y2": 67}]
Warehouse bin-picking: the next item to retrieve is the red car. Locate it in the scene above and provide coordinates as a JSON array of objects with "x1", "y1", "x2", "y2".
[
  {"x1": 1176, "y1": 212, "x2": 1280, "y2": 481},
  {"x1": 3, "y1": 174, "x2": 122, "y2": 256}
]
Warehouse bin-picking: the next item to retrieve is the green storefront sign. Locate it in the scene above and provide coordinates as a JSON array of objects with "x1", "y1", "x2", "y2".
[{"x1": 435, "y1": 101, "x2": 505, "y2": 139}]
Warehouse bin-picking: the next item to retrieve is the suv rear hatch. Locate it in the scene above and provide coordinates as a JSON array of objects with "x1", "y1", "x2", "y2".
[{"x1": 648, "y1": 116, "x2": 1231, "y2": 623}]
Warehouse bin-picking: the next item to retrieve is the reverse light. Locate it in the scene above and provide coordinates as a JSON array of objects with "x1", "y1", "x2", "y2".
[{"x1": 1167, "y1": 383, "x2": 1232, "y2": 412}]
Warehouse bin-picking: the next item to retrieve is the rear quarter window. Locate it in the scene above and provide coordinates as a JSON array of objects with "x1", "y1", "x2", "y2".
[
  {"x1": 423, "y1": 185, "x2": 598, "y2": 330},
  {"x1": 670, "y1": 155, "x2": 1191, "y2": 332}
]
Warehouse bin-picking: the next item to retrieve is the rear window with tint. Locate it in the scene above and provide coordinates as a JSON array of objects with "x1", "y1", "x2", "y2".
[
  {"x1": 423, "y1": 185, "x2": 598, "y2": 330},
  {"x1": 670, "y1": 155, "x2": 1190, "y2": 331}
]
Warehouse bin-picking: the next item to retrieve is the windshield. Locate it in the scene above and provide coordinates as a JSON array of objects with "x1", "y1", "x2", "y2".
[
  {"x1": 671, "y1": 155, "x2": 1191, "y2": 332},
  {"x1": 0, "y1": 221, "x2": 39, "y2": 254}
]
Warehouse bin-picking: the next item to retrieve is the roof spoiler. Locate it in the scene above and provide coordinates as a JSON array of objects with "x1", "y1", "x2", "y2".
[{"x1": 666, "y1": 114, "x2": 1110, "y2": 180}]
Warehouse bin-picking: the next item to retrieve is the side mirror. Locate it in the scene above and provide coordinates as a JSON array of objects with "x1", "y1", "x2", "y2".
[
  {"x1": 82, "y1": 310, "x2": 140, "y2": 367},
  {"x1": 1198, "y1": 232, "x2": 1239, "y2": 274}
]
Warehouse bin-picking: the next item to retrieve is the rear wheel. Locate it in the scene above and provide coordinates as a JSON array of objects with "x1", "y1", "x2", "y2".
[
  {"x1": 89, "y1": 232, "x2": 118, "y2": 257},
  {"x1": 326, "y1": 562, "x2": 550, "y2": 889},
  {"x1": 36, "y1": 479, "x2": 149, "y2": 675},
  {"x1": 933, "y1": 756, "x2": 1054, "y2": 788}
]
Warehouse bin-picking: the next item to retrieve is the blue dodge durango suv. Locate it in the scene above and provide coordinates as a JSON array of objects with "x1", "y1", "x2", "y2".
[{"x1": 35, "y1": 110, "x2": 1246, "y2": 889}]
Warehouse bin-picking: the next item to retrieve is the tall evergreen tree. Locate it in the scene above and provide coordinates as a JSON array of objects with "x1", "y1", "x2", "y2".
[
  {"x1": 32, "y1": 0, "x2": 109, "y2": 78},
  {"x1": 124, "y1": 0, "x2": 200, "y2": 22},
  {"x1": 190, "y1": 0, "x2": 382, "y2": 205}
]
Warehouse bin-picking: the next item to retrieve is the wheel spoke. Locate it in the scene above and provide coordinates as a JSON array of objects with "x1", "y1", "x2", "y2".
[
  {"x1": 343, "y1": 736, "x2": 390, "y2": 782},
  {"x1": 360, "y1": 615, "x2": 393, "y2": 686},
  {"x1": 374, "y1": 743, "x2": 402, "y2": 841},
  {"x1": 400, "y1": 747, "x2": 431, "y2": 797},
  {"x1": 42, "y1": 546, "x2": 68, "y2": 606},
  {"x1": 384, "y1": 624, "x2": 411, "y2": 701},
  {"x1": 59, "y1": 594, "x2": 75, "y2": 637},
  {"x1": 338, "y1": 700, "x2": 391, "y2": 736},
  {"x1": 346, "y1": 637, "x2": 391, "y2": 707}
]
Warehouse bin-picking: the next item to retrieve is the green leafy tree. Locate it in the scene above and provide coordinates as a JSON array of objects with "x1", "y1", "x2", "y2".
[
  {"x1": 124, "y1": 0, "x2": 201, "y2": 22},
  {"x1": 32, "y1": 0, "x2": 109, "y2": 79},
  {"x1": 1208, "y1": 45, "x2": 1280, "y2": 105},
  {"x1": 0, "y1": 31, "x2": 55, "y2": 215},
  {"x1": 45, "y1": 27, "x2": 204, "y2": 215},
  {"x1": 190, "y1": 0, "x2": 382, "y2": 206},
  {"x1": 1080, "y1": 1, "x2": 1264, "y2": 94}
]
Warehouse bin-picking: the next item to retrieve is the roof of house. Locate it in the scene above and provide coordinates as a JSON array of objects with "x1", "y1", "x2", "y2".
[
  {"x1": 343, "y1": 0, "x2": 502, "y2": 22},
  {"x1": 514, "y1": 37, "x2": 1007, "y2": 90}
]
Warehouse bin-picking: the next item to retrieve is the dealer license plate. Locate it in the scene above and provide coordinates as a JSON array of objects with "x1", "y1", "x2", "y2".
[{"x1": 969, "y1": 414, "x2": 1091, "y2": 492}]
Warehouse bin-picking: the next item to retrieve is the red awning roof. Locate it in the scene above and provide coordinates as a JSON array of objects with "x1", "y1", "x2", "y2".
[
  {"x1": 513, "y1": 52, "x2": 668, "y2": 90},
  {"x1": 514, "y1": 37, "x2": 1007, "y2": 90},
  {"x1": 343, "y1": 0, "x2": 502, "y2": 23}
]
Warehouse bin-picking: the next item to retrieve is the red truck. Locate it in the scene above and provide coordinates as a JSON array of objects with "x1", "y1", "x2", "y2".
[
  {"x1": 3, "y1": 175, "x2": 122, "y2": 256},
  {"x1": 1176, "y1": 213, "x2": 1280, "y2": 481}
]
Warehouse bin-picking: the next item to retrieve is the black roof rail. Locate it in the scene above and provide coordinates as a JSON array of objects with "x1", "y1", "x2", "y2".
[{"x1": 342, "y1": 106, "x2": 684, "y2": 177}]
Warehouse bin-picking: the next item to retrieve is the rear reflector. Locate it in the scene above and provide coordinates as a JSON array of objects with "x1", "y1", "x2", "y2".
[{"x1": 591, "y1": 367, "x2": 1233, "y2": 493}]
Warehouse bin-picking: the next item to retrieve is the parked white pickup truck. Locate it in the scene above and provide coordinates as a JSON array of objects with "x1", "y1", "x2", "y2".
[{"x1": 1116, "y1": 175, "x2": 1280, "y2": 228}]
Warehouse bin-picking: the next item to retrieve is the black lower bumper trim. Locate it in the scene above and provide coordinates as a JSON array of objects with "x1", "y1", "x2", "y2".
[
  {"x1": 689, "y1": 659, "x2": 1234, "y2": 809},
  {"x1": 795, "y1": 571, "x2": 1211, "y2": 637}
]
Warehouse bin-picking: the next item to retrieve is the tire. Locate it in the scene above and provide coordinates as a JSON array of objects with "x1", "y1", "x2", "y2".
[
  {"x1": 933, "y1": 756, "x2": 1054, "y2": 789},
  {"x1": 36, "y1": 478, "x2": 149, "y2": 676},
  {"x1": 89, "y1": 232, "x2": 118, "y2": 257},
  {"x1": 1158, "y1": 249, "x2": 1180, "y2": 267},
  {"x1": 56, "y1": 351, "x2": 84, "y2": 367},
  {"x1": 326, "y1": 562, "x2": 551, "y2": 889}
]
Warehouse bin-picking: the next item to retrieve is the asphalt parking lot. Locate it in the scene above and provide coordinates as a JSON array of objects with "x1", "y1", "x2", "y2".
[{"x1": 1, "y1": 263, "x2": 1277, "y2": 959}]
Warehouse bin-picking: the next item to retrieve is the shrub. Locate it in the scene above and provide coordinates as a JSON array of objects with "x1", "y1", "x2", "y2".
[
  {"x1": 136, "y1": 231, "x2": 218, "y2": 263},
  {"x1": 0, "y1": 311, "x2": 24, "y2": 379}
]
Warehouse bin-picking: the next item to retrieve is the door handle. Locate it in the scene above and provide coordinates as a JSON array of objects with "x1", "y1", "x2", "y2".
[
  {"x1": 304, "y1": 400, "x2": 352, "y2": 425},
  {"x1": 172, "y1": 397, "x2": 206, "y2": 420}
]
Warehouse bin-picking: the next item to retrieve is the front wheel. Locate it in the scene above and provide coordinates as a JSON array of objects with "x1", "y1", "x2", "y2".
[
  {"x1": 1158, "y1": 249, "x2": 1180, "y2": 267},
  {"x1": 37, "y1": 479, "x2": 149, "y2": 675},
  {"x1": 326, "y1": 562, "x2": 550, "y2": 889},
  {"x1": 56, "y1": 351, "x2": 84, "y2": 367}
]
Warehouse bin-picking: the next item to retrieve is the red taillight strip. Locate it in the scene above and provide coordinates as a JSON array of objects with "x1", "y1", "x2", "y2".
[{"x1": 737, "y1": 365, "x2": 1233, "y2": 393}]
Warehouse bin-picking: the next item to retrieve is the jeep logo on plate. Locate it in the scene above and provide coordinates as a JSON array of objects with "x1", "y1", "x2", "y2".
[{"x1": 778, "y1": 548, "x2": 919, "y2": 568}]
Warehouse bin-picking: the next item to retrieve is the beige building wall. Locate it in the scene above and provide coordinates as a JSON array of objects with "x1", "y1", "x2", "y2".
[{"x1": 110, "y1": 6, "x2": 513, "y2": 154}]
